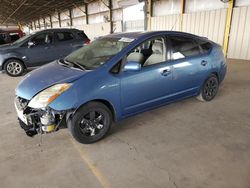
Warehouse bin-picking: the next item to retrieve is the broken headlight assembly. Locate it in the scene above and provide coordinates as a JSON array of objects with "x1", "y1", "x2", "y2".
[
  {"x1": 28, "y1": 83, "x2": 72, "y2": 109},
  {"x1": 17, "y1": 83, "x2": 72, "y2": 137}
]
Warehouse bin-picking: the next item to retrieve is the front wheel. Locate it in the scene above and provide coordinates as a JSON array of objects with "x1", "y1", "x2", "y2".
[
  {"x1": 4, "y1": 59, "x2": 24, "y2": 77},
  {"x1": 197, "y1": 74, "x2": 219, "y2": 102},
  {"x1": 69, "y1": 102, "x2": 112, "y2": 144}
]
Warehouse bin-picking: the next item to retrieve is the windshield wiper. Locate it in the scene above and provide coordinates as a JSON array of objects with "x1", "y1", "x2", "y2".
[
  {"x1": 65, "y1": 59, "x2": 87, "y2": 71},
  {"x1": 59, "y1": 59, "x2": 86, "y2": 71}
]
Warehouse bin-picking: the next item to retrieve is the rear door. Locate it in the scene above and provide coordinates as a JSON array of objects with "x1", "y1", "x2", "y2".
[
  {"x1": 167, "y1": 35, "x2": 212, "y2": 95},
  {"x1": 54, "y1": 31, "x2": 80, "y2": 58}
]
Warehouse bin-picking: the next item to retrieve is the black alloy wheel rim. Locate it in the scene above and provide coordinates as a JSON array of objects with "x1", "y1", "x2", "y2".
[
  {"x1": 203, "y1": 77, "x2": 218, "y2": 100},
  {"x1": 79, "y1": 110, "x2": 106, "y2": 137}
]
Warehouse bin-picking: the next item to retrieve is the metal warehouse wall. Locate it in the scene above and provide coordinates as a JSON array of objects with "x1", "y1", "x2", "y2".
[
  {"x1": 28, "y1": 0, "x2": 250, "y2": 60},
  {"x1": 227, "y1": 6, "x2": 250, "y2": 60},
  {"x1": 150, "y1": 9, "x2": 227, "y2": 46},
  {"x1": 30, "y1": 0, "x2": 125, "y2": 40},
  {"x1": 149, "y1": 0, "x2": 250, "y2": 60},
  {"x1": 182, "y1": 9, "x2": 227, "y2": 46},
  {"x1": 151, "y1": 14, "x2": 181, "y2": 31}
]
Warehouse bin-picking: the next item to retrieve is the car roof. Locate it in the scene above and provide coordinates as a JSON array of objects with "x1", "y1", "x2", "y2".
[
  {"x1": 104, "y1": 31, "x2": 206, "y2": 40},
  {"x1": 35, "y1": 28, "x2": 81, "y2": 34}
]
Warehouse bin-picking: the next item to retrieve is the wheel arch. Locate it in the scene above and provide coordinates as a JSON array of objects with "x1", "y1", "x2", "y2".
[
  {"x1": 3, "y1": 58, "x2": 26, "y2": 69},
  {"x1": 211, "y1": 71, "x2": 219, "y2": 82},
  {"x1": 198, "y1": 71, "x2": 220, "y2": 95},
  {"x1": 73, "y1": 99, "x2": 117, "y2": 122}
]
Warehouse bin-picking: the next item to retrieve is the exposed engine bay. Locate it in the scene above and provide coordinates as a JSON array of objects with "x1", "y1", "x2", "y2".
[{"x1": 15, "y1": 96, "x2": 68, "y2": 137}]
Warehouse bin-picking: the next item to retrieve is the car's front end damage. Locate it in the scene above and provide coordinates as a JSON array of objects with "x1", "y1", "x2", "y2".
[
  {"x1": 15, "y1": 96, "x2": 69, "y2": 137},
  {"x1": 14, "y1": 61, "x2": 90, "y2": 137}
]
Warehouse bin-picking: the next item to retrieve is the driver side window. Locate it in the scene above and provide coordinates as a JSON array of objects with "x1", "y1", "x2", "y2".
[
  {"x1": 31, "y1": 33, "x2": 53, "y2": 46},
  {"x1": 126, "y1": 37, "x2": 166, "y2": 68}
]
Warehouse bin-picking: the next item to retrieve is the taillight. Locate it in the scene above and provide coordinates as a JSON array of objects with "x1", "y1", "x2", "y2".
[{"x1": 85, "y1": 39, "x2": 90, "y2": 44}]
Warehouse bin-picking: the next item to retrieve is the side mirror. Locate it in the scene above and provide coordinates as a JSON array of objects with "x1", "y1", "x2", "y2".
[
  {"x1": 124, "y1": 61, "x2": 141, "y2": 72},
  {"x1": 28, "y1": 41, "x2": 35, "y2": 48}
]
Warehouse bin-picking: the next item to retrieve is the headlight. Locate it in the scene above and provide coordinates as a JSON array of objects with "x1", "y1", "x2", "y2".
[{"x1": 28, "y1": 83, "x2": 72, "y2": 109}]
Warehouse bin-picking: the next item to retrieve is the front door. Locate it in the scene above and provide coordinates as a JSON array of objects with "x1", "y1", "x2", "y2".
[
  {"x1": 24, "y1": 32, "x2": 57, "y2": 66},
  {"x1": 120, "y1": 62, "x2": 173, "y2": 116},
  {"x1": 120, "y1": 36, "x2": 175, "y2": 116}
]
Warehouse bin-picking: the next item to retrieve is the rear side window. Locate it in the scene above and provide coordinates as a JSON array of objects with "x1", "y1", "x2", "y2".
[
  {"x1": 169, "y1": 36, "x2": 201, "y2": 60},
  {"x1": 56, "y1": 32, "x2": 74, "y2": 42},
  {"x1": 197, "y1": 39, "x2": 212, "y2": 54},
  {"x1": 77, "y1": 31, "x2": 89, "y2": 41}
]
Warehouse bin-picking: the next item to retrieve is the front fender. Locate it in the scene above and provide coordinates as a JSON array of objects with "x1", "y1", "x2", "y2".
[
  {"x1": 0, "y1": 51, "x2": 26, "y2": 68},
  {"x1": 48, "y1": 70, "x2": 122, "y2": 120}
]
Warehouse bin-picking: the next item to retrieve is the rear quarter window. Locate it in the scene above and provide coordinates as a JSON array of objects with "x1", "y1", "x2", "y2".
[
  {"x1": 199, "y1": 41, "x2": 212, "y2": 54},
  {"x1": 77, "y1": 31, "x2": 89, "y2": 40},
  {"x1": 56, "y1": 32, "x2": 74, "y2": 42},
  {"x1": 169, "y1": 36, "x2": 201, "y2": 60}
]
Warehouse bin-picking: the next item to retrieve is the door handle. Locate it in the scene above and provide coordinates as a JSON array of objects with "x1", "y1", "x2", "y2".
[
  {"x1": 201, "y1": 60, "x2": 208, "y2": 66},
  {"x1": 161, "y1": 68, "x2": 171, "y2": 76}
]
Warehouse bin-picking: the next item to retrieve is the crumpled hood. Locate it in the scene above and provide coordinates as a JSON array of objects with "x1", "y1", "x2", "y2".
[{"x1": 16, "y1": 61, "x2": 88, "y2": 100}]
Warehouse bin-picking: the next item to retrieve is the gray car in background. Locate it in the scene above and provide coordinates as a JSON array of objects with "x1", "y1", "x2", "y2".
[{"x1": 0, "y1": 28, "x2": 90, "y2": 76}]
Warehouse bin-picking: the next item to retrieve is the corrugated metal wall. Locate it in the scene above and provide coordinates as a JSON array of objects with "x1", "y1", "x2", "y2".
[
  {"x1": 149, "y1": 2, "x2": 250, "y2": 60},
  {"x1": 82, "y1": 22, "x2": 110, "y2": 40},
  {"x1": 150, "y1": 9, "x2": 227, "y2": 46},
  {"x1": 182, "y1": 9, "x2": 227, "y2": 46},
  {"x1": 123, "y1": 20, "x2": 144, "y2": 32},
  {"x1": 151, "y1": 14, "x2": 181, "y2": 31},
  {"x1": 27, "y1": 0, "x2": 250, "y2": 60},
  {"x1": 227, "y1": 6, "x2": 250, "y2": 60}
]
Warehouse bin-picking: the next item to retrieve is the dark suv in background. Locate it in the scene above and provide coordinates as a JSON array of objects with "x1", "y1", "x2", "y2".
[{"x1": 0, "y1": 28, "x2": 90, "y2": 76}]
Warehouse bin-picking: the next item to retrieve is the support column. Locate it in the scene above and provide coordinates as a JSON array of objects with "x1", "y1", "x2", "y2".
[
  {"x1": 109, "y1": 0, "x2": 113, "y2": 33},
  {"x1": 30, "y1": 22, "x2": 33, "y2": 30},
  {"x1": 147, "y1": 0, "x2": 152, "y2": 31},
  {"x1": 180, "y1": 0, "x2": 185, "y2": 31},
  {"x1": 43, "y1": 18, "x2": 46, "y2": 29},
  {"x1": 223, "y1": 0, "x2": 234, "y2": 56},
  {"x1": 69, "y1": 9, "x2": 73, "y2": 27},
  {"x1": 18, "y1": 22, "x2": 23, "y2": 31},
  {"x1": 38, "y1": 19, "x2": 41, "y2": 29},
  {"x1": 49, "y1": 15, "x2": 53, "y2": 28},
  {"x1": 58, "y1": 12, "x2": 61, "y2": 27},
  {"x1": 85, "y1": 3, "x2": 89, "y2": 24}
]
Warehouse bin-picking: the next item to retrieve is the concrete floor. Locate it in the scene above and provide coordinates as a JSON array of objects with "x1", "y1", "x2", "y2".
[{"x1": 0, "y1": 59, "x2": 249, "y2": 188}]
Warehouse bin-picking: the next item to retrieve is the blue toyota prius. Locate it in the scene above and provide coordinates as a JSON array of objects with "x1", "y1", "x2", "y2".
[{"x1": 15, "y1": 31, "x2": 227, "y2": 144}]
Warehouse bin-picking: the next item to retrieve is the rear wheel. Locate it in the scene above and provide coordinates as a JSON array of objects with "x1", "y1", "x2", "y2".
[
  {"x1": 197, "y1": 74, "x2": 219, "y2": 102},
  {"x1": 4, "y1": 59, "x2": 24, "y2": 77},
  {"x1": 69, "y1": 102, "x2": 112, "y2": 144}
]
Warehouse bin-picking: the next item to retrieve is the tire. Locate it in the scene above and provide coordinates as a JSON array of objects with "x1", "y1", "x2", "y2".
[
  {"x1": 69, "y1": 102, "x2": 112, "y2": 144},
  {"x1": 4, "y1": 59, "x2": 24, "y2": 77},
  {"x1": 197, "y1": 74, "x2": 219, "y2": 102}
]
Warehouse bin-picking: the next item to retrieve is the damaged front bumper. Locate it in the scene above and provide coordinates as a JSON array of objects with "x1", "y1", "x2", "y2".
[{"x1": 15, "y1": 96, "x2": 70, "y2": 137}]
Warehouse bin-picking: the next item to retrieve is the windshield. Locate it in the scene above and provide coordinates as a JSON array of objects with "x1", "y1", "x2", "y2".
[
  {"x1": 12, "y1": 34, "x2": 32, "y2": 45},
  {"x1": 65, "y1": 37, "x2": 133, "y2": 70}
]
